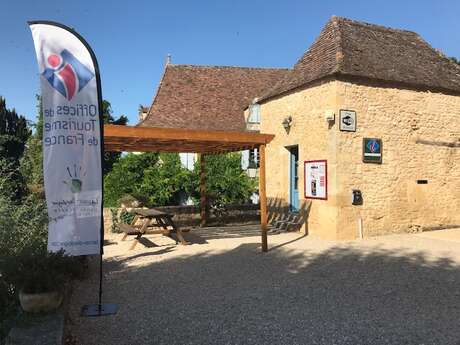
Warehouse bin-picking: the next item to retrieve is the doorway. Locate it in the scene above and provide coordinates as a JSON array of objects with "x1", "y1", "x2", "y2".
[{"x1": 288, "y1": 146, "x2": 299, "y2": 212}]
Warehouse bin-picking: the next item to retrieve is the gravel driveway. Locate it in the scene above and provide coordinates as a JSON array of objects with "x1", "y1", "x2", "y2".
[{"x1": 66, "y1": 226, "x2": 460, "y2": 345}]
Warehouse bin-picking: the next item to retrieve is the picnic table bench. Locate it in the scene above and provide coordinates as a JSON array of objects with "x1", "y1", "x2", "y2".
[{"x1": 120, "y1": 208, "x2": 189, "y2": 250}]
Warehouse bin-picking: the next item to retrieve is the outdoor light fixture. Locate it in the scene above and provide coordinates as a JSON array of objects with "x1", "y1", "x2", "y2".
[{"x1": 282, "y1": 116, "x2": 293, "y2": 132}]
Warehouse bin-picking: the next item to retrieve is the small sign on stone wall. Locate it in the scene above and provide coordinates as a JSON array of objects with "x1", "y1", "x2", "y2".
[
  {"x1": 363, "y1": 138, "x2": 382, "y2": 164},
  {"x1": 304, "y1": 160, "x2": 328, "y2": 200},
  {"x1": 339, "y1": 109, "x2": 357, "y2": 132}
]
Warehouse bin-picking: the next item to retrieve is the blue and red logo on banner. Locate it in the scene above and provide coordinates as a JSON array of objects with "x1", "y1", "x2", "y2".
[{"x1": 42, "y1": 49, "x2": 94, "y2": 101}]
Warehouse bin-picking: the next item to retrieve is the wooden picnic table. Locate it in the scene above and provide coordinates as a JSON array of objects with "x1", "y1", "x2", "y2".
[{"x1": 120, "y1": 208, "x2": 189, "y2": 250}]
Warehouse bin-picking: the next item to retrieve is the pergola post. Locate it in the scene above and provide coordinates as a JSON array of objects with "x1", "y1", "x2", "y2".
[
  {"x1": 259, "y1": 144, "x2": 268, "y2": 252},
  {"x1": 199, "y1": 153, "x2": 207, "y2": 227}
]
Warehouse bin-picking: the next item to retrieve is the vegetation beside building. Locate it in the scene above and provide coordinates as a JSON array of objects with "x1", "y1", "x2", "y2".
[
  {"x1": 103, "y1": 152, "x2": 257, "y2": 208},
  {"x1": 0, "y1": 97, "x2": 83, "y2": 341}
]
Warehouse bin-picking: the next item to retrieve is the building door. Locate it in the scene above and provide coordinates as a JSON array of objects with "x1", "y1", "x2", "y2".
[{"x1": 288, "y1": 146, "x2": 299, "y2": 211}]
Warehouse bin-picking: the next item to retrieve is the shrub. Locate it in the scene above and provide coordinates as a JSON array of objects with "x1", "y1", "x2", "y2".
[
  {"x1": 0, "y1": 279, "x2": 18, "y2": 341},
  {"x1": 0, "y1": 193, "x2": 84, "y2": 339},
  {"x1": 0, "y1": 195, "x2": 48, "y2": 259},
  {"x1": 2, "y1": 249, "x2": 84, "y2": 294},
  {"x1": 110, "y1": 208, "x2": 135, "y2": 233},
  {"x1": 0, "y1": 159, "x2": 27, "y2": 202},
  {"x1": 20, "y1": 136, "x2": 43, "y2": 195},
  {"x1": 118, "y1": 194, "x2": 140, "y2": 208}
]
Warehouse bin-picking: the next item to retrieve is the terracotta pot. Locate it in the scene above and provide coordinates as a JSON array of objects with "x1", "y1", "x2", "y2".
[{"x1": 19, "y1": 290, "x2": 63, "y2": 313}]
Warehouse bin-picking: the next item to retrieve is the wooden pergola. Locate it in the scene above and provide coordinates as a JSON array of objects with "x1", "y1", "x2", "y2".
[{"x1": 104, "y1": 124, "x2": 274, "y2": 252}]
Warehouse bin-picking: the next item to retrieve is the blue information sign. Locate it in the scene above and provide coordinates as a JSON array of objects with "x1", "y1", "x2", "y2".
[{"x1": 363, "y1": 138, "x2": 382, "y2": 163}]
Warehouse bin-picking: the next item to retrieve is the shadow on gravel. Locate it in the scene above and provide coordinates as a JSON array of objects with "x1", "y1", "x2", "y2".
[
  {"x1": 114, "y1": 246, "x2": 176, "y2": 265},
  {"x1": 188, "y1": 225, "x2": 263, "y2": 241},
  {"x1": 77, "y1": 243, "x2": 460, "y2": 345}
]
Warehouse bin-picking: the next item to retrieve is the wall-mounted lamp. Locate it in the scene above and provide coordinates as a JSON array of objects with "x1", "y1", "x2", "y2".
[
  {"x1": 282, "y1": 116, "x2": 293, "y2": 133},
  {"x1": 325, "y1": 110, "x2": 335, "y2": 123}
]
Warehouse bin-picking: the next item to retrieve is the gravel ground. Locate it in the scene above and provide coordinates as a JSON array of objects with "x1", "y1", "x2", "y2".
[{"x1": 66, "y1": 226, "x2": 460, "y2": 345}]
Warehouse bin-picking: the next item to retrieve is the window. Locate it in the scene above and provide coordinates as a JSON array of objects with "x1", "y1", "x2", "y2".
[
  {"x1": 248, "y1": 103, "x2": 260, "y2": 123},
  {"x1": 248, "y1": 148, "x2": 259, "y2": 168}
]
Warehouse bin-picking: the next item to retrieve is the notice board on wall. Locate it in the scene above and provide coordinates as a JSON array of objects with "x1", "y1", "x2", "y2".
[{"x1": 304, "y1": 160, "x2": 327, "y2": 200}]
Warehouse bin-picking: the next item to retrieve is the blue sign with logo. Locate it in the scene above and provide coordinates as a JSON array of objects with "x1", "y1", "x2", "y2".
[{"x1": 363, "y1": 138, "x2": 382, "y2": 163}]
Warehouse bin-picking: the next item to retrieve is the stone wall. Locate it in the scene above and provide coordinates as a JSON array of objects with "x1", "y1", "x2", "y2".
[
  {"x1": 104, "y1": 204, "x2": 260, "y2": 233},
  {"x1": 335, "y1": 80, "x2": 460, "y2": 239},
  {"x1": 260, "y1": 79, "x2": 339, "y2": 239},
  {"x1": 260, "y1": 78, "x2": 460, "y2": 240}
]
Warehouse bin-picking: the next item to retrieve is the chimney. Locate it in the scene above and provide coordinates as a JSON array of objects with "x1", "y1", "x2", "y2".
[
  {"x1": 166, "y1": 53, "x2": 172, "y2": 65},
  {"x1": 138, "y1": 105, "x2": 148, "y2": 122}
]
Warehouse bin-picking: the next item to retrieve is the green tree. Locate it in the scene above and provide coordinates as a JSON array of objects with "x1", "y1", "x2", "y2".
[
  {"x1": 0, "y1": 97, "x2": 30, "y2": 162},
  {"x1": 21, "y1": 95, "x2": 44, "y2": 193},
  {"x1": 103, "y1": 152, "x2": 194, "y2": 207},
  {"x1": 0, "y1": 97, "x2": 30, "y2": 200},
  {"x1": 139, "y1": 153, "x2": 192, "y2": 206},
  {"x1": 104, "y1": 152, "x2": 256, "y2": 208},
  {"x1": 102, "y1": 100, "x2": 128, "y2": 175},
  {"x1": 103, "y1": 152, "x2": 159, "y2": 207},
  {"x1": 190, "y1": 153, "x2": 257, "y2": 205},
  {"x1": 450, "y1": 57, "x2": 460, "y2": 65}
]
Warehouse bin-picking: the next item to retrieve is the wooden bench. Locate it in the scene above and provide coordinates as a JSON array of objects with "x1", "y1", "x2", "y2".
[
  {"x1": 119, "y1": 223, "x2": 143, "y2": 250},
  {"x1": 120, "y1": 209, "x2": 190, "y2": 250}
]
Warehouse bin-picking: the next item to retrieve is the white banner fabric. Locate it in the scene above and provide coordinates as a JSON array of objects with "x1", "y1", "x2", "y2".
[{"x1": 30, "y1": 22, "x2": 102, "y2": 255}]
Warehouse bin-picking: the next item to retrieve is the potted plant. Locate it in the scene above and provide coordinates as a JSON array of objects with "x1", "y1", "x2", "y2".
[{"x1": 3, "y1": 248, "x2": 83, "y2": 313}]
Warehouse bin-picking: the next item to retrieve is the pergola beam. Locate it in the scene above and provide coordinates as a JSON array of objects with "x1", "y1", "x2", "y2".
[
  {"x1": 104, "y1": 125, "x2": 273, "y2": 154},
  {"x1": 106, "y1": 145, "x2": 259, "y2": 154}
]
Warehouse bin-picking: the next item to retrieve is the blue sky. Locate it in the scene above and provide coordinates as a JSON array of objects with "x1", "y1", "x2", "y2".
[{"x1": 1, "y1": 0, "x2": 460, "y2": 124}]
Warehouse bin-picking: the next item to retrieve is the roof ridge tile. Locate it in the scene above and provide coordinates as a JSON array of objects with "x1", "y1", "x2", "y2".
[
  {"x1": 332, "y1": 16, "x2": 419, "y2": 36},
  {"x1": 169, "y1": 64, "x2": 289, "y2": 71},
  {"x1": 333, "y1": 16, "x2": 344, "y2": 73}
]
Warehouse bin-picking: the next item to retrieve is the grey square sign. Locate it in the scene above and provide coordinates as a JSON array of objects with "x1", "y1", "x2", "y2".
[{"x1": 339, "y1": 110, "x2": 356, "y2": 132}]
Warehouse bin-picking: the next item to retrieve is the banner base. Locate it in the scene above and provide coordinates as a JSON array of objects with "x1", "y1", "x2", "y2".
[{"x1": 81, "y1": 303, "x2": 118, "y2": 317}]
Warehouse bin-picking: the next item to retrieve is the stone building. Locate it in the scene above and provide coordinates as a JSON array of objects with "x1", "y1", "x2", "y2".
[
  {"x1": 140, "y1": 16, "x2": 460, "y2": 239},
  {"x1": 255, "y1": 16, "x2": 460, "y2": 239}
]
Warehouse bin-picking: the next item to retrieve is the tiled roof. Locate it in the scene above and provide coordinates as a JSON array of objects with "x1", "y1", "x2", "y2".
[
  {"x1": 260, "y1": 16, "x2": 460, "y2": 102},
  {"x1": 139, "y1": 64, "x2": 288, "y2": 131}
]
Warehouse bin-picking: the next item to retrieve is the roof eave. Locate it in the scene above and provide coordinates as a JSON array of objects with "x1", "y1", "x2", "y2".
[{"x1": 258, "y1": 72, "x2": 460, "y2": 105}]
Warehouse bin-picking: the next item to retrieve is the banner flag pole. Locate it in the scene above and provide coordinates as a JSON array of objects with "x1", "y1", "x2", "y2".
[{"x1": 28, "y1": 20, "x2": 117, "y2": 316}]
